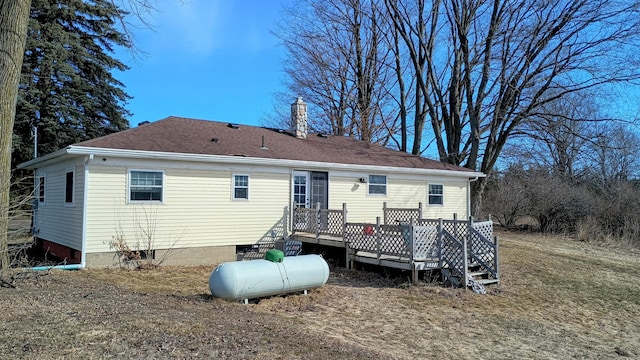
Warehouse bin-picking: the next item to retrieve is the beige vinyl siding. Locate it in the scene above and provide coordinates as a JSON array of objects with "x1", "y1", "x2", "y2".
[
  {"x1": 423, "y1": 180, "x2": 469, "y2": 219},
  {"x1": 328, "y1": 174, "x2": 427, "y2": 222},
  {"x1": 329, "y1": 173, "x2": 469, "y2": 222},
  {"x1": 33, "y1": 159, "x2": 84, "y2": 251},
  {"x1": 85, "y1": 165, "x2": 289, "y2": 253}
]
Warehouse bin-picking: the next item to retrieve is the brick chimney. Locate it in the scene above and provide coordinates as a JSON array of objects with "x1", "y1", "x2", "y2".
[{"x1": 291, "y1": 97, "x2": 308, "y2": 139}]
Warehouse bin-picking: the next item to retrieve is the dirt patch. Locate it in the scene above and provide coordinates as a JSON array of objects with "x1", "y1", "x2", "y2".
[{"x1": 1, "y1": 231, "x2": 639, "y2": 359}]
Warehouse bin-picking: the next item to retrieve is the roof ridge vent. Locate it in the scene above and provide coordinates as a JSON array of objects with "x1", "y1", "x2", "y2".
[{"x1": 227, "y1": 123, "x2": 240, "y2": 129}]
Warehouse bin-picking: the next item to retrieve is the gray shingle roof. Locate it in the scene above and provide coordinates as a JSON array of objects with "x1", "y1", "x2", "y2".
[{"x1": 75, "y1": 116, "x2": 475, "y2": 173}]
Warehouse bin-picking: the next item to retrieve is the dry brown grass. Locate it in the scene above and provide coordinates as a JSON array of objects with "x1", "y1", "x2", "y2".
[{"x1": 1, "y1": 231, "x2": 639, "y2": 359}]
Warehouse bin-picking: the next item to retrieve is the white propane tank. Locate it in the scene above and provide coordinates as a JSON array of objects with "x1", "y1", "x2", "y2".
[{"x1": 209, "y1": 254, "x2": 330, "y2": 301}]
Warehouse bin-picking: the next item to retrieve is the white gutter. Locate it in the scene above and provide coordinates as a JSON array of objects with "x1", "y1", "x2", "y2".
[
  {"x1": 468, "y1": 176, "x2": 481, "y2": 218},
  {"x1": 20, "y1": 145, "x2": 485, "y2": 179},
  {"x1": 78, "y1": 153, "x2": 93, "y2": 269}
]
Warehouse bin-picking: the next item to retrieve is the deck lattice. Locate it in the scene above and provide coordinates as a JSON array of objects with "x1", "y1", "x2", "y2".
[{"x1": 289, "y1": 204, "x2": 499, "y2": 285}]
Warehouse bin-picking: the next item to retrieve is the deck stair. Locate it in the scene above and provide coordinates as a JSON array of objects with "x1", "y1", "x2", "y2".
[{"x1": 434, "y1": 216, "x2": 500, "y2": 290}]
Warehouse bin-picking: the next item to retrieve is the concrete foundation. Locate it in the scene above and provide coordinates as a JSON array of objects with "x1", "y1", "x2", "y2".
[{"x1": 84, "y1": 245, "x2": 237, "y2": 268}]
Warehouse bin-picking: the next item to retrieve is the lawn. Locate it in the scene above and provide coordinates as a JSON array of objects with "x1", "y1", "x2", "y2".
[{"x1": 1, "y1": 231, "x2": 639, "y2": 359}]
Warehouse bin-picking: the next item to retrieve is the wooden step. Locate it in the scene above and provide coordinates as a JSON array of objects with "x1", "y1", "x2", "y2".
[
  {"x1": 475, "y1": 278, "x2": 499, "y2": 285},
  {"x1": 467, "y1": 271, "x2": 488, "y2": 277}
]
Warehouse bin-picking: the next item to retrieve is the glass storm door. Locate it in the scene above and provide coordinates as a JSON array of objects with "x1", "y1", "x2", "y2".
[
  {"x1": 293, "y1": 171, "x2": 310, "y2": 209},
  {"x1": 293, "y1": 171, "x2": 310, "y2": 230}
]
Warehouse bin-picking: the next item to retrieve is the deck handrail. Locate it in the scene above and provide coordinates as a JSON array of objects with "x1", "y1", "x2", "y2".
[
  {"x1": 292, "y1": 203, "x2": 346, "y2": 239},
  {"x1": 382, "y1": 202, "x2": 423, "y2": 225},
  {"x1": 467, "y1": 227, "x2": 499, "y2": 279}
]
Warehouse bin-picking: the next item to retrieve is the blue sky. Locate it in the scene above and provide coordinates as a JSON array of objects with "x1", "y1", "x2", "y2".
[
  {"x1": 115, "y1": 0, "x2": 290, "y2": 127},
  {"x1": 113, "y1": 1, "x2": 640, "y2": 131}
]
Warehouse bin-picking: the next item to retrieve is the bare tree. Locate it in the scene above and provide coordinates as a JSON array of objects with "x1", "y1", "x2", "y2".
[
  {"x1": 0, "y1": 0, "x2": 162, "y2": 273},
  {"x1": 588, "y1": 122, "x2": 640, "y2": 183},
  {"x1": 274, "y1": 0, "x2": 397, "y2": 143},
  {"x1": 386, "y1": 0, "x2": 640, "y2": 215},
  {"x1": 0, "y1": 0, "x2": 32, "y2": 272},
  {"x1": 504, "y1": 92, "x2": 598, "y2": 178}
]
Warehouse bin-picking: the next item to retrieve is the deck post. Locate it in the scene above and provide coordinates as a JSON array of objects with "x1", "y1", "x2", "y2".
[
  {"x1": 494, "y1": 236, "x2": 500, "y2": 283},
  {"x1": 315, "y1": 202, "x2": 321, "y2": 241},
  {"x1": 342, "y1": 203, "x2": 347, "y2": 235},
  {"x1": 462, "y1": 233, "x2": 469, "y2": 290},
  {"x1": 410, "y1": 217, "x2": 417, "y2": 284},
  {"x1": 376, "y1": 216, "x2": 382, "y2": 261},
  {"x1": 342, "y1": 203, "x2": 347, "y2": 229},
  {"x1": 411, "y1": 266, "x2": 418, "y2": 284},
  {"x1": 418, "y1": 203, "x2": 423, "y2": 221},
  {"x1": 409, "y1": 218, "x2": 415, "y2": 259},
  {"x1": 382, "y1": 202, "x2": 388, "y2": 225},
  {"x1": 453, "y1": 213, "x2": 458, "y2": 239},
  {"x1": 437, "y1": 218, "x2": 444, "y2": 268},
  {"x1": 468, "y1": 216, "x2": 473, "y2": 255}
]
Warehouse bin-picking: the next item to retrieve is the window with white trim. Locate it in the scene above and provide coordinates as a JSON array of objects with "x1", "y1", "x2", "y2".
[
  {"x1": 233, "y1": 174, "x2": 249, "y2": 200},
  {"x1": 428, "y1": 184, "x2": 443, "y2": 205},
  {"x1": 368, "y1": 175, "x2": 387, "y2": 195},
  {"x1": 37, "y1": 175, "x2": 46, "y2": 204},
  {"x1": 129, "y1": 170, "x2": 163, "y2": 202},
  {"x1": 65, "y1": 170, "x2": 74, "y2": 205}
]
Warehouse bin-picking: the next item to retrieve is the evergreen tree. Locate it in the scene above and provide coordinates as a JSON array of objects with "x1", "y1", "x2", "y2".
[{"x1": 13, "y1": 0, "x2": 131, "y2": 167}]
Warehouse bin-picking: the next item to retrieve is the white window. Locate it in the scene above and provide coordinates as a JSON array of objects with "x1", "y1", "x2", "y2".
[
  {"x1": 233, "y1": 174, "x2": 249, "y2": 200},
  {"x1": 129, "y1": 170, "x2": 163, "y2": 202},
  {"x1": 428, "y1": 184, "x2": 444, "y2": 205},
  {"x1": 65, "y1": 169, "x2": 75, "y2": 206},
  {"x1": 37, "y1": 175, "x2": 46, "y2": 205},
  {"x1": 368, "y1": 175, "x2": 387, "y2": 195}
]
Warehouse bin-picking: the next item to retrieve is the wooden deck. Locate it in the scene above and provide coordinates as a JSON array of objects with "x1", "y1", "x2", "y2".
[
  {"x1": 290, "y1": 232, "x2": 348, "y2": 248},
  {"x1": 289, "y1": 204, "x2": 500, "y2": 287},
  {"x1": 290, "y1": 231, "x2": 440, "y2": 278}
]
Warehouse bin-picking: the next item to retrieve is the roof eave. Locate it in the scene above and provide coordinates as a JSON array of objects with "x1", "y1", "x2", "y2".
[
  {"x1": 19, "y1": 145, "x2": 486, "y2": 178},
  {"x1": 16, "y1": 147, "x2": 75, "y2": 170}
]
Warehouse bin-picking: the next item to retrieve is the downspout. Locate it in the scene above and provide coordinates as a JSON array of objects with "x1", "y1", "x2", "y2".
[
  {"x1": 468, "y1": 176, "x2": 480, "y2": 218},
  {"x1": 289, "y1": 167, "x2": 294, "y2": 236},
  {"x1": 29, "y1": 154, "x2": 93, "y2": 271}
]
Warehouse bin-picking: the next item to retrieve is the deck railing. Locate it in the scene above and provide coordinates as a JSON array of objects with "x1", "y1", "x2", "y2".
[
  {"x1": 440, "y1": 227, "x2": 468, "y2": 286},
  {"x1": 383, "y1": 202, "x2": 422, "y2": 225},
  {"x1": 292, "y1": 203, "x2": 346, "y2": 239},
  {"x1": 344, "y1": 218, "x2": 440, "y2": 261},
  {"x1": 468, "y1": 224, "x2": 499, "y2": 280},
  {"x1": 344, "y1": 219, "x2": 410, "y2": 259},
  {"x1": 291, "y1": 203, "x2": 498, "y2": 287}
]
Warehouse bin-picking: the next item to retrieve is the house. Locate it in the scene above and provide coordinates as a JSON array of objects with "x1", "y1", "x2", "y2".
[{"x1": 17, "y1": 98, "x2": 485, "y2": 268}]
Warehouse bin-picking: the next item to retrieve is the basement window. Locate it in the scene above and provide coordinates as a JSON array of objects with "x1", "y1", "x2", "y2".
[{"x1": 129, "y1": 170, "x2": 163, "y2": 202}]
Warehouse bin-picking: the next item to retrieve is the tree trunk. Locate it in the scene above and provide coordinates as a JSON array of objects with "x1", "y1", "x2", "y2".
[
  {"x1": 0, "y1": 0, "x2": 32, "y2": 271},
  {"x1": 471, "y1": 177, "x2": 488, "y2": 218}
]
